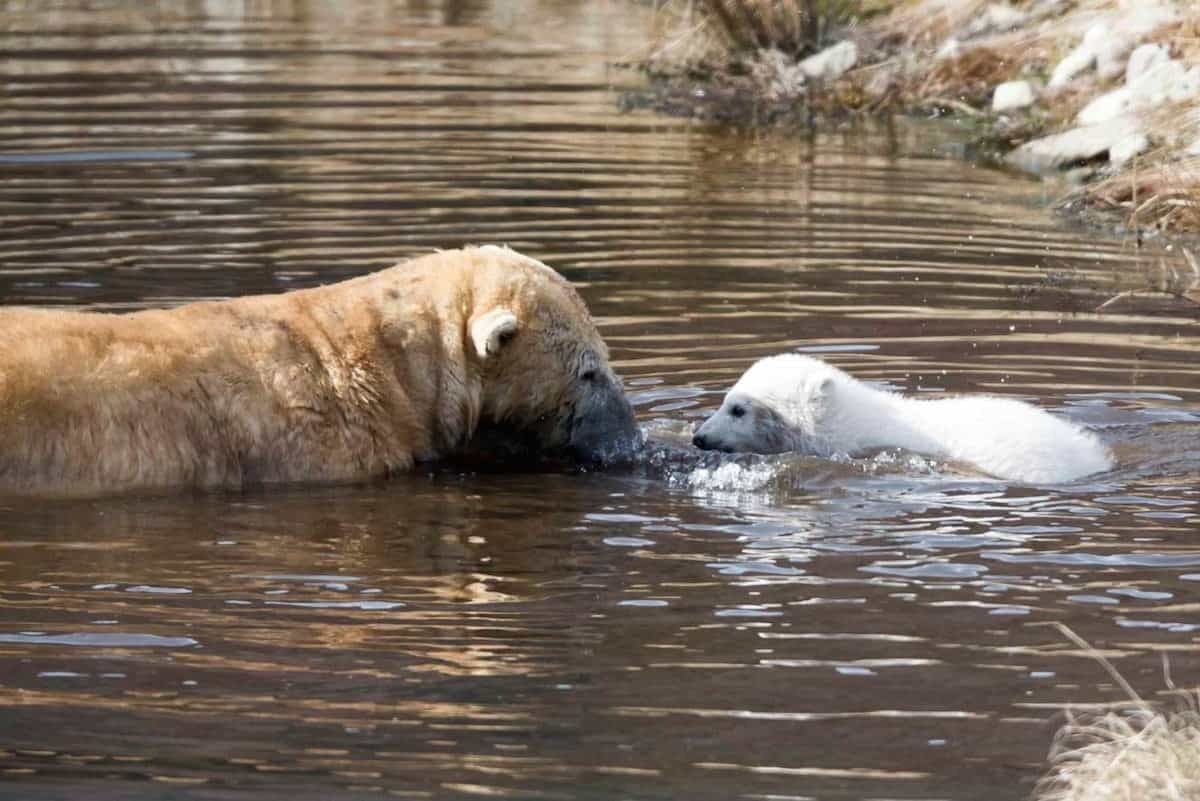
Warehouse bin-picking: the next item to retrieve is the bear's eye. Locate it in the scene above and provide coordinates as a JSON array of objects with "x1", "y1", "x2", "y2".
[
  {"x1": 497, "y1": 330, "x2": 515, "y2": 347},
  {"x1": 730, "y1": 404, "x2": 746, "y2": 418},
  {"x1": 580, "y1": 369, "x2": 597, "y2": 383}
]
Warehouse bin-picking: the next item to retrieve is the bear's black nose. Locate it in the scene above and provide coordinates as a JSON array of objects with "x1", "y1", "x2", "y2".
[{"x1": 692, "y1": 434, "x2": 707, "y2": 449}]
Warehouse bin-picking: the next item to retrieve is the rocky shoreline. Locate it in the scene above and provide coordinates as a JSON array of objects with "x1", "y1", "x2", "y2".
[{"x1": 633, "y1": 0, "x2": 1200, "y2": 252}]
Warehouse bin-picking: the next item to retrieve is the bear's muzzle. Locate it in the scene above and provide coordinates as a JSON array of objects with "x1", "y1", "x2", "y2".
[{"x1": 568, "y1": 373, "x2": 642, "y2": 465}]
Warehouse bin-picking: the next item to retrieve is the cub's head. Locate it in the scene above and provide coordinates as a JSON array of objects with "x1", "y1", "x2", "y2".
[
  {"x1": 692, "y1": 354, "x2": 841, "y2": 455},
  {"x1": 461, "y1": 246, "x2": 641, "y2": 464}
]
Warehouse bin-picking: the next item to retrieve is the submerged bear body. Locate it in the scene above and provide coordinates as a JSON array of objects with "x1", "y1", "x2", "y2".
[
  {"x1": 693, "y1": 354, "x2": 1112, "y2": 483},
  {"x1": 0, "y1": 246, "x2": 640, "y2": 495}
]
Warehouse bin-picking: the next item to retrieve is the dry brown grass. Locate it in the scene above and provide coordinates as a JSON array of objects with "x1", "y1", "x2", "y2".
[
  {"x1": 700, "y1": 0, "x2": 819, "y2": 56},
  {"x1": 1146, "y1": 16, "x2": 1200, "y2": 65},
  {"x1": 875, "y1": 0, "x2": 988, "y2": 49},
  {"x1": 1035, "y1": 700, "x2": 1200, "y2": 801},
  {"x1": 1085, "y1": 157, "x2": 1200, "y2": 232},
  {"x1": 1032, "y1": 625, "x2": 1200, "y2": 801},
  {"x1": 913, "y1": 45, "x2": 1021, "y2": 106}
]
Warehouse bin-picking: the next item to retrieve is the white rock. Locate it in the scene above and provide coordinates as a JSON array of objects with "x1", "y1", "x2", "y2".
[
  {"x1": 1126, "y1": 43, "x2": 1170, "y2": 85},
  {"x1": 1130, "y1": 59, "x2": 1186, "y2": 104},
  {"x1": 1076, "y1": 87, "x2": 1132, "y2": 125},
  {"x1": 1082, "y1": 20, "x2": 1110, "y2": 48},
  {"x1": 1048, "y1": 47, "x2": 1094, "y2": 88},
  {"x1": 1109, "y1": 132, "x2": 1150, "y2": 168},
  {"x1": 1095, "y1": 34, "x2": 1133, "y2": 80},
  {"x1": 992, "y1": 80, "x2": 1036, "y2": 112},
  {"x1": 1006, "y1": 116, "x2": 1142, "y2": 173},
  {"x1": 971, "y1": 3, "x2": 1026, "y2": 35},
  {"x1": 1077, "y1": 60, "x2": 1196, "y2": 126},
  {"x1": 1048, "y1": 8, "x2": 1177, "y2": 90},
  {"x1": 1186, "y1": 138, "x2": 1200, "y2": 156},
  {"x1": 798, "y1": 40, "x2": 858, "y2": 81},
  {"x1": 1121, "y1": 3, "x2": 1180, "y2": 39},
  {"x1": 987, "y1": 3, "x2": 1027, "y2": 31}
]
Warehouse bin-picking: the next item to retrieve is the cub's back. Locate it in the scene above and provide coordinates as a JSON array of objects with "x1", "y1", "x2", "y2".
[{"x1": 915, "y1": 396, "x2": 1111, "y2": 483}]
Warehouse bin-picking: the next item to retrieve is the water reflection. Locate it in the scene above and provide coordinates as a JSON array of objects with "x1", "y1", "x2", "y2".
[{"x1": 1, "y1": 0, "x2": 1199, "y2": 799}]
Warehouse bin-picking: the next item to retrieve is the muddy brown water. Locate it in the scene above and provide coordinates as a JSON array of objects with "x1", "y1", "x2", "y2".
[{"x1": 1, "y1": 2, "x2": 1199, "y2": 800}]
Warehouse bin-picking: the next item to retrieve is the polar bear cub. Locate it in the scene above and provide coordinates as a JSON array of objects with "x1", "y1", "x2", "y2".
[{"x1": 692, "y1": 354, "x2": 1112, "y2": 483}]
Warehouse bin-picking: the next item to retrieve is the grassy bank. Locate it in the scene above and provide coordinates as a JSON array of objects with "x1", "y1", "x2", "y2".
[{"x1": 635, "y1": 0, "x2": 1200, "y2": 248}]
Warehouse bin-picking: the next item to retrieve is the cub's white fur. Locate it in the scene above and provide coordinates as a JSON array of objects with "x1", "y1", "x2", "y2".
[{"x1": 692, "y1": 354, "x2": 1113, "y2": 483}]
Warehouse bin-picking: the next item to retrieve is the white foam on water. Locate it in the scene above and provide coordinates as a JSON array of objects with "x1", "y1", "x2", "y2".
[{"x1": 686, "y1": 461, "x2": 779, "y2": 493}]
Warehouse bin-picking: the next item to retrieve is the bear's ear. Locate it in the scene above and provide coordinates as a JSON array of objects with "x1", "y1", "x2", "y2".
[
  {"x1": 470, "y1": 308, "x2": 519, "y2": 360},
  {"x1": 808, "y1": 375, "x2": 835, "y2": 406}
]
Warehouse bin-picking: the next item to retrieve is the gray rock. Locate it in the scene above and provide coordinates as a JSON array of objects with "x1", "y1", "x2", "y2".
[
  {"x1": 1006, "y1": 116, "x2": 1142, "y2": 173},
  {"x1": 1109, "y1": 132, "x2": 1150, "y2": 168},
  {"x1": 798, "y1": 40, "x2": 858, "y2": 82},
  {"x1": 992, "y1": 80, "x2": 1036, "y2": 112}
]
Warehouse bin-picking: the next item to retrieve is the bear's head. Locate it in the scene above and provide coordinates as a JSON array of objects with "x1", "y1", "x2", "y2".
[
  {"x1": 692, "y1": 354, "x2": 839, "y2": 455},
  {"x1": 460, "y1": 246, "x2": 642, "y2": 465}
]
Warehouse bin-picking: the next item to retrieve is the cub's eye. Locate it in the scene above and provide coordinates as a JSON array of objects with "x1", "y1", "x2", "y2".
[
  {"x1": 580, "y1": 369, "x2": 597, "y2": 382},
  {"x1": 497, "y1": 330, "x2": 515, "y2": 347},
  {"x1": 730, "y1": 404, "x2": 746, "y2": 418}
]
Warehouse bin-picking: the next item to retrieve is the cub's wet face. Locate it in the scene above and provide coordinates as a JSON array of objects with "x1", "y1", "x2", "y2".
[
  {"x1": 468, "y1": 287, "x2": 641, "y2": 466},
  {"x1": 692, "y1": 393, "x2": 793, "y2": 454}
]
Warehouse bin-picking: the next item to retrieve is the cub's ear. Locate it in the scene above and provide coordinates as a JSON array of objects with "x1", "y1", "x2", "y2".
[
  {"x1": 807, "y1": 375, "x2": 835, "y2": 405},
  {"x1": 470, "y1": 309, "x2": 518, "y2": 360}
]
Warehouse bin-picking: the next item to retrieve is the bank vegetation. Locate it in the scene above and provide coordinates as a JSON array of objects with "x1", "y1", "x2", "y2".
[{"x1": 638, "y1": 0, "x2": 1200, "y2": 245}]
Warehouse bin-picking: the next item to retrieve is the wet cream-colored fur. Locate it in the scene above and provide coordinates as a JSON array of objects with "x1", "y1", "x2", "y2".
[
  {"x1": 694, "y1": 354, "x2": 1113, "y2": 483},
  {"x1": 0, "y1": 246, "x2": 631, "y2": 495}
]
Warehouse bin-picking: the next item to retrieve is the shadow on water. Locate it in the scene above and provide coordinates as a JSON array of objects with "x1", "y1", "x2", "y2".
[{"x1": 1, "y1": 1, "x2": 1199, "y2": 800}]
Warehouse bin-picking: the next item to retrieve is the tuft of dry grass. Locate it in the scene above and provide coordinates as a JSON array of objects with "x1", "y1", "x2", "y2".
[
  {"x1": 1034, "y1": 698, "x2": 1200, "y2": 801},
  {"x1": 1085, "y1": 157, "x2": 1200, "y2": 233},
  {"x1": 1032, "y1": 624, "x2": 1200, "y2": 801},
  {"x1": 646, "y1": 0, "x2": 884, "y2": 71},
  {"x1": 700, "y1": 0, "x2": 819, "y2": 56}
]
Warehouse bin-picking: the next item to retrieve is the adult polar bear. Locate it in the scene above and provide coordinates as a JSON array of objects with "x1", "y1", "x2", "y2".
[
  {"x1": 0, "y1": 246, "x2": 641, "y2": 495},
  {"x1": 693, "y1": 354, "x2": 1112, "y2": 483}
]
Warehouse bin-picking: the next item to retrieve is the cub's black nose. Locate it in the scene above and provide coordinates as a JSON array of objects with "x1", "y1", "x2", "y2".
[{"x1": 692, "y1": 434, "x2": 707, "y2": 449}]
